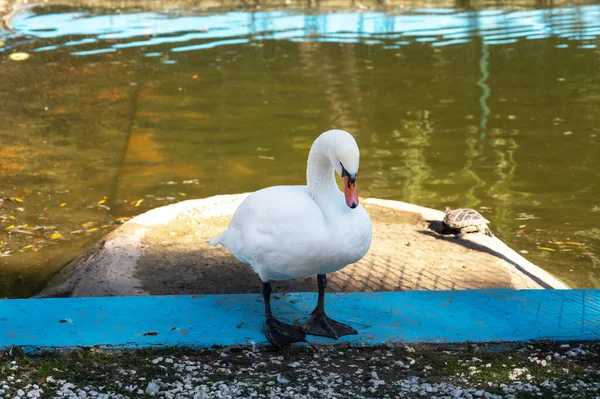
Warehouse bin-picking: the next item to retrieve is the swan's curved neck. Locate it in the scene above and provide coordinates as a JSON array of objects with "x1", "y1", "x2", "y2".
[{"x1": 306, "y1": 136, "x2": 339, "y2": 204}]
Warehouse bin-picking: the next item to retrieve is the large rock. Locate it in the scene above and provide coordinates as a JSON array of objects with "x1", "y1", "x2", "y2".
[{"x1": 36, "y1": 194, "x2": 567, "y2": 298}]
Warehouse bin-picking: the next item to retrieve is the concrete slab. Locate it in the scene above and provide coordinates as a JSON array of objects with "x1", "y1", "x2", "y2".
[
  {"x1": 2, "y1": 289, "x2": 598, "y2": 351},
  {"x1": 36, "y1": 194, "x2": 567, "y2": 298}
]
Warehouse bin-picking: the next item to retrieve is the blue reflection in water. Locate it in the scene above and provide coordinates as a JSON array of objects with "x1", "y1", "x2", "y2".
[
  {"x1": 72, "y1": 47, "x2": 116, "y2": 56},
  {"x1": 7, "y1": 4, "x2": 600, "y2": 54},
  {"x1": 171, "y1": 38, "x2": 250, "y2": 52}
]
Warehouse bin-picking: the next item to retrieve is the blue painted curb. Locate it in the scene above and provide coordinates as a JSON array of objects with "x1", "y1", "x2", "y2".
[{"x1": 1, "y1": 289, "x2": 599, "y2": 351}]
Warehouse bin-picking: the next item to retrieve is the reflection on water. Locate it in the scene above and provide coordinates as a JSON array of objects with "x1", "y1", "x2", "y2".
[
  {"x1": 1, "y1": 2, "x2": 599, "y2": 297},
  {"x1": 8, "y1": 5, "x2": 600, "y2": 54}
]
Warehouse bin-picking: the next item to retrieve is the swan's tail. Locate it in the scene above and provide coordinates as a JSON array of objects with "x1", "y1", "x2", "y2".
[
  {"x1": 206, "y1": 229, "x2": 249, "y2": 264},
  {"x1": 206, "y1": 234, "x2": 222, "y2": 247}
]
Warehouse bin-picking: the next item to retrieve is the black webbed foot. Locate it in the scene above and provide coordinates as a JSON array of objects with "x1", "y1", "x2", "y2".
[
  {"x1": 302, "y1": 311, "x2": 357, "y2": 339},
  {"x1": 264, "y1": 317, "x2": 306, "y2": 347}
]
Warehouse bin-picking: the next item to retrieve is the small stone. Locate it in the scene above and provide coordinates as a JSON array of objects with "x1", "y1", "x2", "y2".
[
  {"x1": 145, "y1": 381, "x2": 160, "y2": 394},
  {"x1": 541, "y1": 360, "x2": 547, "y2": 367}
]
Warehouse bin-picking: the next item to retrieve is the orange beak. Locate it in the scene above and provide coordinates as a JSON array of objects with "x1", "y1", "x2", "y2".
[{"x1": 343, "y1": 176, "x2": 359, "y2": 209}]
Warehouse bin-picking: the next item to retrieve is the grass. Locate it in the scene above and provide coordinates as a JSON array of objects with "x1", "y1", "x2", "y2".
[{"x1": 0, "y1": 342, "x2": 599, "y2": 398}]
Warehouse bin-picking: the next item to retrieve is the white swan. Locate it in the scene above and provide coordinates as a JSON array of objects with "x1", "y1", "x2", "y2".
[{"x1": 208, "y1": 129, "x2": 372, "y2": 346}]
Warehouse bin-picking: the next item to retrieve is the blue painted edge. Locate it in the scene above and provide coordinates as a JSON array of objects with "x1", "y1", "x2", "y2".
[{"x1": 1, "y1": 289, "x2": 599, "y2": 352}]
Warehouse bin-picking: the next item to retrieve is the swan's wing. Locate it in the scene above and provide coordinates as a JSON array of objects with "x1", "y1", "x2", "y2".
[
  {"x1": 231, "y1": 186, "x2": 326, "y2": 240},
  {"x1": 225, "y1": 186, "x2": 328, "y2": 267}
]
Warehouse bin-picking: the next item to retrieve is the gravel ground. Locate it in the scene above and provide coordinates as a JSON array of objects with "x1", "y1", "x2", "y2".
[{"x1": 1, "y1": 342, "x2": 599, "y2": 399}]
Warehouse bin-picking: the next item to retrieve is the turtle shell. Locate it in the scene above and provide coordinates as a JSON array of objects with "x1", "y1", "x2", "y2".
[{"x1": 443, "y1": 208, "x2": 490, "y2": 229}]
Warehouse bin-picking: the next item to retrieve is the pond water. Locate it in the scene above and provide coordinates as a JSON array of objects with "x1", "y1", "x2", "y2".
[{"x1": 0, "y1": 2, "x2": 599, "y2": 297}]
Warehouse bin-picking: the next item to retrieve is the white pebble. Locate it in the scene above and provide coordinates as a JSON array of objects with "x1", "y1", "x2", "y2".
[{"x1": 145, "y1": 381, "x2": 160, "y2": 394}]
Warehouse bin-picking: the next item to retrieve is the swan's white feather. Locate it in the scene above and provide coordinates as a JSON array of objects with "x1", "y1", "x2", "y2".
[{"x1": 208, "y1": 130, "x2": 372, "y2": 282}]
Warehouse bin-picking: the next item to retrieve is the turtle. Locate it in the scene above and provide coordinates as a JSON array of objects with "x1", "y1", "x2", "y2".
[{"x1": 442, "y1": 207, "x2": 493, "y2": 238}]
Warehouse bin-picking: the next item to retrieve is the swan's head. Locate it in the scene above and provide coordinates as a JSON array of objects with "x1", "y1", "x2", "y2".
[{"x1": 327, "y1": 130, "x2": 360, "y2": 209}]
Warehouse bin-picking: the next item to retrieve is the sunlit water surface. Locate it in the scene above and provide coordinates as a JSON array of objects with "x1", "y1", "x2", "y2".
[{"x1": 1, "y1": 3, "x2": 599, "y2": 297}]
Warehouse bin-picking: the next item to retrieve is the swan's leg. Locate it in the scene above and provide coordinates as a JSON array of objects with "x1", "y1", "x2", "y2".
[
  {"x1": 262, "y1": 281, "x2": 306, "y2": 347},
  {"x1": 302, "y1": 274, "x2": 357, "y2": 339}
]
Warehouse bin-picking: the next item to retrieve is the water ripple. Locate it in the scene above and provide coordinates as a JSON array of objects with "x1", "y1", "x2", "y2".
[{"x1": 6, "y1": 4, "x2": 600, "y2": 55}]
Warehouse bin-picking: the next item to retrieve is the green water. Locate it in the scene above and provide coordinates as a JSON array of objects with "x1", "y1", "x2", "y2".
[{"x1": 1, "y1": 3, "x2": 599, "y2": 297}]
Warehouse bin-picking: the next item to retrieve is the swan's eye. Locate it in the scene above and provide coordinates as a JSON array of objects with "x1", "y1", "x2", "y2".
[
  {"x1": 340, "y1": 162, "x2": 349, "y2": 177},
  {"x1": 340, "y1": 163, "x2": 356, "y2": 183}
]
